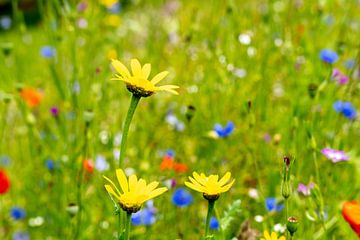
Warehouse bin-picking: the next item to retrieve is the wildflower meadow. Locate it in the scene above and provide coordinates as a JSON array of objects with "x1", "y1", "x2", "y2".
[{"x1": 0, "y1": 0, "x2": 360, "y2": 239}]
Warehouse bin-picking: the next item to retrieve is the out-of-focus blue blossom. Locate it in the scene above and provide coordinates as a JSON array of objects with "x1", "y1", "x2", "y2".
[
  {"x1": 333, "y1": 101, "x2": 357, "y2": 120},
  {"x1": 95, "y1": 155, "x2": 109, "y2": 172},
  {"x1": 0, "y1": 16, "x2": 12, "y2": 30},
  {"x1": 165, "y1": 149, "x2": 175, "y2": 158},
  {"x1": 12, "y1": 232, "x2": 29, "y2": 240},
  {"x1": 45, "y1": 159, "x2": 55, "y2": 171},
  {"x1": 40, "y1": 46, "x2": 56, "y2": 59},
  {"x1": 165, "y1": 111, "x2": 185, "y2": 132},
  {"x1": 214, "y1": 121, "x2": 235, "y2": 138},
  {"x1": 0, "y1": 155, "x2": 11, "y2": 166},
  {"x1": 320, "y1": 49, "x2": 338, "y2": 64},
  {"x1": 265, "y1": 197, "x2": 284, "y2": 212},
  {"x1": 72, "y1": 81, "x2": 81, "y2": 94},
  {"x1": 344, "y1": 59, "x2": 355, "y2": 69},
  {"x1": 209, "y1": 217, "x2": 219, "y2": 230},
  {"x1": 131, "y1": 201, "x2": 156, "y2": 226},
  {"x1": 109, "y1": 3, "x2": 121, "y2": 13},
  {"x1": 172, "y1": 188, "x2": 193, "y2": 207},
  {"x1": 11, "y1": 207, "x2": 26, "y2": 220}
]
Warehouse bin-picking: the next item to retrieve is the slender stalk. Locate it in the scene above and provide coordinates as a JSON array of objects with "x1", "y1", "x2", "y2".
[
  {"x1": 124, "y1": 212, "x2": 132, "y2": 240},
  {"x1": 285, "y1": 199, "x2": 289, "y2": 238},
  {"x1": 205, "y1": 200, "x2": 215, "y2": 237},
  {"x1": 49, "y1": 63, "x2": 66, "y2": 100},
  {"x1": 119, "y1": 94, "x2": 141, "y2": 168}
]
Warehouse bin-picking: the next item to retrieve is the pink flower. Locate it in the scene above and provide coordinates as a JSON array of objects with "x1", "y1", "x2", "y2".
[{"x1": 321, "y1": 148, "x2": 349, "y2": 163}]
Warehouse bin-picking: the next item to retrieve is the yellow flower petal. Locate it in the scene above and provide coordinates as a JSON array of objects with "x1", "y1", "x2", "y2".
[
  {"x1": 146, "y1": 187, "x2": 168, "y2": 201},
  {"x1": 271, "y1": 232, "x2": 277, "y2": 240},
  {"x1": 218, "y1": 172, "x2": 231, "y2": 186},
  {"x1": 103, "y1": 176, "x2": 121, "y2": 196},
  {"x1": 278, "y1": 237, "x2": 286, "y2": 240},
  {"x1": 130, "y1": 59, "x2": 142, "y2": 77},
  {"x1": 142, "y1": 63, "x2": 151, "y2": 80},
  {"x1": 193, "y1": 172, "x2": 207, "y2": 186},
  {"x1": 104, "y1": 184, "x2": 120, "y2": 199},
  {"x1": 264, "y1": 231, "x2": 271, "y2": 240},
  {"x1": 111, "y1": 59, "x2": 130, "y2": 78},
  {"x1": 116, "y1": 169, "x2": 128, "y2": 193},
  {"x1": 151, "y1": 71, "x2": 169, "y2": 85},
  {"x1": 185, "y1": 181, "x2": 205, "y2": 193},
  {"x1": 129, "y1": 174, "x2": 138, "y2": 192},
  {"x1": 219, "y1": 179, "x2": 235, "y2": 193}
]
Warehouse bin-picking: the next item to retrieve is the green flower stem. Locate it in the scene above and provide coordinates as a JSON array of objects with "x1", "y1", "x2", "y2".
[
  {"x1": 205, "y1": 200, "x2": 215, "y2": 237},
  {"x1": 119, "y1": 94, "x2": 141, "y2": 168},
  {"x1": 49, "y1": 63, "x2": 66, "y2": 100},
  {"x1": 124, "y1": 212, "x2": 132, "y2": 240}
]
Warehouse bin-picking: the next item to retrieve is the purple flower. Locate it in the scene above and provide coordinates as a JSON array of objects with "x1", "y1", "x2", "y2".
[
  {"x1": 77, "y1": 1, "x2": 88, "y2": 12},
  {"x1": 331, "y1": 68, "x2": 349, "y2": 85},
  {"x1": 214, "y1": 121, "x2": 235, "y2": 138},
  {"x1": 321, "y1": 148, "x2": 349, "y2": 163},
  {"x1": 50, "y1": 107, "x2": 59, "y2": 117},
  {"x1": 12, "y1": 232, "x2": 29, "y2": 240},
  {"x1": 297, "y1": 182, "x2": 314, "y2": 196}
]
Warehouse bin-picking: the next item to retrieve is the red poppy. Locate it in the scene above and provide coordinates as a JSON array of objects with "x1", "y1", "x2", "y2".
[
  {"x1": 160, "y1": 156, "x2": 174, "y2": 171},
  {"x1": 342, "y1": 201, "x2": 360, "y2": 237},
  {"x1": 20, "y1": 87, "x2": 43, "y2": 108},
  {"x1": 83, "y1": 160, "x2": 94, "y2": 173},
  {"x1": 173, "y1": 162, "x2": 188, "y2": 173},
  {"x1": 0, "y1": 169, "x2": 10, "y2": 194}
]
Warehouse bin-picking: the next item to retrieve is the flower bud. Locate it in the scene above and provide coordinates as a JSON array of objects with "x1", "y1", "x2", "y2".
[
  {"x1": 287, "y1": 216, "x2": 299, "y2": 236},
  {"x1": 281, "y1": 181, "x2": 291, "y2": 199}
]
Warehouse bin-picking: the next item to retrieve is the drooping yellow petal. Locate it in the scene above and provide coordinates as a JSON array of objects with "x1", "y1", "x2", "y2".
[
  {"x1": 130, "y1": 59, "x2": 142, "y2": 77},
  {"x1": 116, "y1": 169, "x2": 128, "y2": 193},
  {"x1": 104, "y1": 184, "x2": 120, "y2": 200},
  {"x1": 218, "y1": 172, "x2": 231, "y2": 186},
  {"x1": 219, "y1": 179, "x2": 235, "y2": 193},
  {"x1": 146, "y1": 187, "x2": 168, "y2": 201},
  {"x1": 151, "y1": 71, "x2": 169, "y2": 85},
  {"x1": 188, "y1": 176, "x2": 205, "y2": 189},
  {"x1": 144, "y1": 181, "x2": 159, "y2": 194},
  {"x1": 111, "y1": 60, "x2": 130, "y2": 78},
  {"x1": 185, "y1": 181, "x2": 206, "y2": 193},
  {"x1": 103, "y1": 176, "x2": 121, "y2": 196},
  {"x1": 142, "y1": 63, "x2": 151, "y2": 80}
]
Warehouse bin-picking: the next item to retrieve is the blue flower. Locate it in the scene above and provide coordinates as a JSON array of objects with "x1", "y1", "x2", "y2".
[
  {"x1": 0, "y1": 16, "x2": 12, "y2": 30},
  {"x1": 214, "y1": 121, "x2": 235, "y2": 138},
  {"x1": 40, "y1": 46, "x2": 56, "y2": 59},
  {"x1": 0, "y1": 155, "x2": 11, "y2": 166},
  {"x1": 12, "y1": 232, "x2": 29, "y2": 240},
  {"x1": 265, "y1": 197, "x2": 284, "y2": 212},
  {"x1": 166, "y1": 149, "x2": 175, "y2": 158},
  {"x1": 131, "y1": 201, "x2": 156, "y2": 226},
  {"x1": 209, "y1": 217, "x2": 219, "y2": 230},
  {"x1": 342, "y1": 102, "x2": 357, "y2": 119},
  {"x1": 45, "y1": 159, "x2": 55, "y2": 171},
  {"x1": 172, "y1": 188, "x2": 193, "y2": 207},
  {"x1": 319, "y1": 49, "x2": 338, "y2": 64},
  {"x1": 10, "y1": 207, "x2": 26, "y2": 220},
  {"x1": 333, "y1": 101, "x2": 357, "y2": 120},
  {"x1": 344, "y1": 59, "x2": 355, "y2": 69},
  {"x1": 95, "y1": 155, "x2": 109, "y2": 172}
]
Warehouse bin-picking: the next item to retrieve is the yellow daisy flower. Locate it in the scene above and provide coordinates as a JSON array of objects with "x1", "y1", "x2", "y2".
[
  {"x1": 185, "y1": 172, "x2": 235, "y2": 200},
  {"x1": 104, "y1": 169, "x2": 168, "y2": 213},
  {"x1": 111, "y1": 58, "x2": 179, "y2": 97},
  {"x1": 100, "y1": 0, "x2": 118, "y2": 8},
  {"x1": 261, "y1": 231, "x2": 286, "y2": 240}
]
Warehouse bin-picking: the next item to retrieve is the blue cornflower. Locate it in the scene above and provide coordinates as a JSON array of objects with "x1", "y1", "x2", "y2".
[
  {"x1": 109, "y1": 3, "x2": 121, "y2": 13},
  {"x1": 131, "y1": 201, "x2": 156, "y2": 226},
  {"x1": 319, "y1": 49, "x2": 338, "y2": 64},
  {"x1": 172, "y1": 188, "x2": 193, "y2": 207},
  {"x1": 214, "y1": 121, "x2": 235, "y2": 138},
  {"x1": 12, "y1": 232, "x2": 29, "y2": 240},
  {"x1": 45, "y1": 159, "x2": 55, "y2": 171},
  {"x1": 209, "y1": 217, "x2": 219, "y2": 230},
  {"x1": 344, "y1": 59, "x2": 355, "y2": 69},
  {"x1": 166, "y1": 149, "x2": 175, "y2": 158},
  {"x1": 40, "y1": 46, "x2": 56, "y2": 59},
  {"x1": 0, "y1": 16, "x2": 12, "y2": 30},
  {"x1": 265, "y1": 197, "x2": 284, "y2": 212},
  {"x1": 10, "y1": 207, "x2": 26, "y2": 220},
  {"x1": 333, "y1": 101, "x2": 357, "y2": 120}
]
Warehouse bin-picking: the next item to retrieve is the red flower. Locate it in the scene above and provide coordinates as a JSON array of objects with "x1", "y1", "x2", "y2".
[
  {"x1": 173, "y1": 163, "x2": 188, "y2": 173},
  {"x1": 20, "y1": 87, "x2": 43, "y2": 108},
  {"x1": 342, "y1": 201, "x2": 360, "y2": 237},
  {"x1": 83, "y1": 160, "x2": 94, "y2": 173},
  {"x1": 160, "y1": 156, "x2": 174, "y2": 171},
  {"x1": 0, "y1": 169, "x2": 10, "y2": 194}
]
